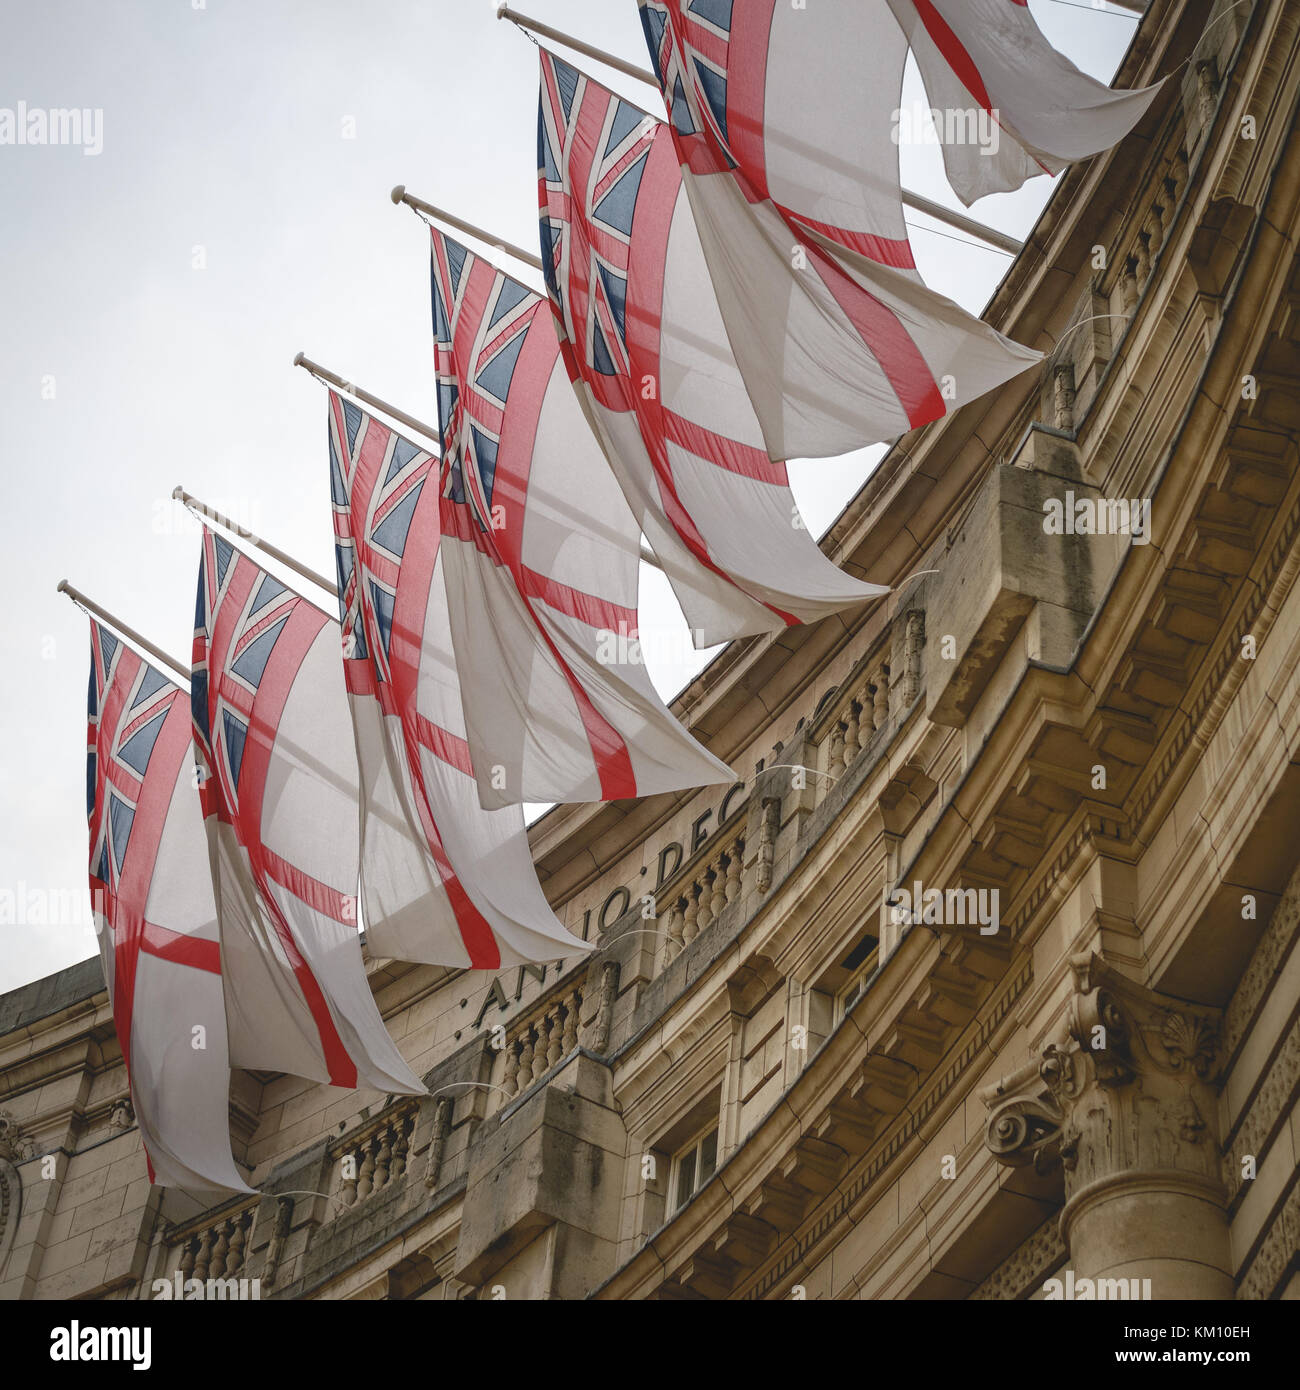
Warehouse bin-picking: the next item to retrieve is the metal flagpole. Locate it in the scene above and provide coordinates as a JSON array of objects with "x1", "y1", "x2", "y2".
[
  {"x1": 496, "y1": 3, "x2": 658, "y2": 84},
  {"x1": 496, "y1": 4, "x2": 1025, "y2": 256},
  {"x1": 56, "y1": 580, "x2": 191, "y2": 684},
  {"x1": 305, "y1": 289, "x2": 666, "y2": 572},
  {"x1": 392, "y1": 186, "x2": 544, "y2": 273},
  {"x1": 292, "y1": 352, "x2": 442, "y2": 447},
  {"x1": 172, "y1": 488, "x2": 339, "y2": 597},
  {"x1": 890, "y1": 189, "x2": 1023, "y2": 257}
]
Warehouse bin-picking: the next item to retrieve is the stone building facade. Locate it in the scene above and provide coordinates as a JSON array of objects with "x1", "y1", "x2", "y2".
[{"x1": 2, "y1": 0, "x2": 1299, "y2": 1302}]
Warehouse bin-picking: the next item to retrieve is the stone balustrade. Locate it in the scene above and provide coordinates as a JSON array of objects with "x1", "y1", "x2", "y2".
[
  {"x1": 175, "y1": 1202, "x2": 257, "y2": 1283},
  {"x1": 495, "y1": 985, "x2": 583, "y2": 1104},
  {"x1": 660, "y1": 822, "x2": 746, "y2": 968},
  {"x1": 331, "y1": 1102, "x2": 418, "y2": 1212},
  {"x1": 824, "y1": 658, "x2": 892, "y2": 786}
]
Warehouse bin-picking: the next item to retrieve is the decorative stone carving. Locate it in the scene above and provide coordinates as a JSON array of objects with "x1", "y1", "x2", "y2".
[
  {"x1": 1121, "y1": 258, "x2": 1140, "y2": 316},
  {"x1": 1222, "y1": 860, "x2": 1300, "y2": 1057},
  {"x1": 0, "y1": 1155, "x2": 20, "y2": 1279},
  {"x1": 985, "y1": 952, "x2": 1231, "y2": 1297},
  {"x1": 756, "y1": 797, "x2": 780, "y2": 894},
  {"x1": 1195, "y1": 58, "x2": 1218, "y2": 131},
  {"x1": 990, "y1": 955, "x2": 1223, "y2": 1180},
  {"x1": 901, "y1": 610, "x2": 925, "y2": 707},
  {"x1": 984, "y1": 1071, "x2": 1065, "y2": 1175},
  {"x1": 583, "y1": 960, "x2": 620, "y2": 1055},
  {"x1": 108, "y1": 1098, "x2": 134, "y2": 1131},
  {"x1": 0, "y1": 1110, "x2": 35, "y2": 1163},
  {"x1": 970, "y1": 1218, "x2": 1067, "y2": 1301},
  {"x1": 1238, "y1": 1177, "x2": 1300, "y2": 1300},
  {"x1": 261, "y1": 1195, "x2": 294, "y2": 1291},
  {"x1": 423, "y1": 1096, "x2": 453, "y2": 1191},
  {"x1": 1052, "y1": 363, "x2": 1076, "y2": 432},
  {"x1": 0, "y1": 1112, "x2": 28, "y2": 1278}
]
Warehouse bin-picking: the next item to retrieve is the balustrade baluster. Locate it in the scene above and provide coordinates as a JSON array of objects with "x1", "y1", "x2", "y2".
[
  {"x1": 842, "y1": 701, "x2": 860, "y2": 768},
  {"x1": 530, "y1": 1023, "x2": 548, "y2": 1084},
  {"x1": 373, "y1": 1125, "x2": 393, "y2": 1192},
  {"x1": 392, "y1": 1114, "x2": 411, "y2": 1181},
  {"x1": 226, "y1": 1213, "x2": 248, "y2": 1276},
  {"x1": 193, "y1": 1228, "x2": 214, "y2": 1282},
  {"x1": 695, "y1": 875, "x2": 713, "y2": 933},
  {"x1": 829, "y1": 722, "x2": 845, "y2": 772},
  {"x1": 708, "y1": 855, "x2": 727, "y2": 918},
  {"x1": 561, "y1": 990, "x2": 581, "y2": 1053},
  {"x1": 724, "y1": 844, "x2": 743, "y2": 903},
  {"x1": 502, "y1": 1039, "x2": 521, "y2": 1097},
  {"x1": 545, "y1": 1006, "x2": 564, "y2": 1068},
  {"x1": 682, "y1": 887, "x2": 701, "y2": 945},
  {"x1": 872, "y1": 668, "x2": 889, "y2": 730},
  {"x1": 665, "y1": 899, "x2": 686, "y2": 962},
  {"x1": 356, "y1": 1137, "x2": 376, "y2": 1201},
  {"x1": 516, "y1": 1031, "x2": 535, "y2": 1091}
]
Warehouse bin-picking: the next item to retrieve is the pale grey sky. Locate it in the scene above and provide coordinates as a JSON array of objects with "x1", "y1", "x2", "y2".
[{"x1": 0, "y1": 0, "x2": 1139, "y2": 991}]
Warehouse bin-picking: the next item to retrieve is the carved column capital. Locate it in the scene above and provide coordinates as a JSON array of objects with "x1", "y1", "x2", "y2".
[
  {"x1": 1063, "y1": 951, "x2": 1221, "y2": 1083},
  {"x1": 986, "y1": 955, "x2": 1224, "y2": 1196}
]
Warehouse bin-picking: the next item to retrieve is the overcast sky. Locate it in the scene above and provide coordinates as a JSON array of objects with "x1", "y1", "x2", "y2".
[{"x1": 0, "y1": 0, "x2": 1139, "y2": 992}]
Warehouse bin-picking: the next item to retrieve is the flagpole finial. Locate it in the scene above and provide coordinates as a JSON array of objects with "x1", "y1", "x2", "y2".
[
  {"x1": 494, "y1": 2, "x2": 509, "y2": 18},
  {"x1": 171, "y1": 486, "x2": 184, "y2": 501},
  {"x1": 292, "y1": 351, "x2": 306, "y2": 367},
  {"x1": 390, "y1": 184, "x2": 406, "y2": 205},
  {"x1": 56, "y1": 579, "x2": 68, "y2": 594}
]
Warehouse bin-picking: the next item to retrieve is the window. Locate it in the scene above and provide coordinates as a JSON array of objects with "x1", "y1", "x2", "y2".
[
  {"x1": 833, "y1": 934, "x2": 879, "y2": 1022},
  {"x1": 837, "y1": 973, "x2": 867, "y2": 1015},
  {"x1": 672, "y1": 1125, "x2": 719, "y2": 1212}
]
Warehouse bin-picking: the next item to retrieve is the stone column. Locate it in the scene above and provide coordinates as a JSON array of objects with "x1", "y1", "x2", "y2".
[{"x1": 986, "y1": 953, "x2": 1231, "y2": 1299}]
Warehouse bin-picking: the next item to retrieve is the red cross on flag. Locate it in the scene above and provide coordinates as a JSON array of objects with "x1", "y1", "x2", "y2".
[
  {"x1": 639, "y1": 0, "x2": 919, "y2": 273},
  {"x1": 328, "y1": 391, "x2": 589, "y2": 969},
  {"x1": 86, "y1": 620, "x2": 251, "y2": 1191},
  {"x1": 192, "y1": 528, "x2": 423, "y2": 1096},
  {"x1": 637, "y1": 0, "x2": 1045, "y2": 460},
  {"x1": 430, "y1": 227, "x2": 736, "y2": 808},
  {"x1": 537, "y1": 49, "x2": 890, "y2": 648},
  {"x1": 885, "y1": 0, "x2": 1163, "y2": 206}
]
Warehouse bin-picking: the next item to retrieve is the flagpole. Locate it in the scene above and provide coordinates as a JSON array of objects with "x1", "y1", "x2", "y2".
[
  {"x1": 172, "y1": 488, "x2": 339, "y2": 597},
  {"x1": 495, "y1": 3, "x2": 659, "y2": 84},
  {"x1": 292, "y1": 352, "x2": 442, "y2": 447},
  {"x1": 392, "y1": 186, "x2": 545, "y2": 273},
  {"x1": 56, "y1": 580, "x2": 191, "y2": 684},
  {"x1": 298, "y1": 334, "x2": 667, "y2": 574},
  {"x1": 893, "y1": 189, "x2": 1023, "y2": 257},
  {"x1": 496, "y1": 4, "x2": 1025, "y2": 256}
]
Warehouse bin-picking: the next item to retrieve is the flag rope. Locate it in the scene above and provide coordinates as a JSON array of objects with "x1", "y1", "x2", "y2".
[
  {"x1": 175, "y1": 494, "x2": 338, "y2": 622},
  {"x1": 391, "y1": 184, "x2": 546, "y2": 275},
  {"x1": 293, "y1": 352, "x2": 443, "y2": 448},
  {"x1": 57, "y1": 580, "x2": 191, "y2": 685},
  {"x1": 173, "y1": 488, "x2": 338, "y2": 598}
]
